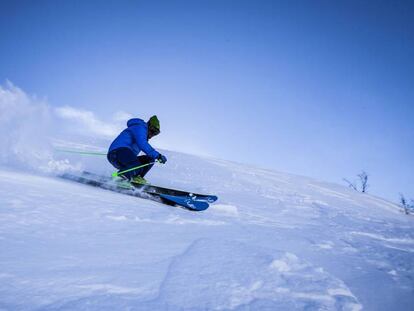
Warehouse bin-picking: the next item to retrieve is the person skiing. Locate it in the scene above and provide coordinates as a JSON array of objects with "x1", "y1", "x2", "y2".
[{"x1": 107, "y1": 115, "x2": 167, "y2": 184}]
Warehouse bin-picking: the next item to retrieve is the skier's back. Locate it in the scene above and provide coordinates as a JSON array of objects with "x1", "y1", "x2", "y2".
[{"x1": 107, "y1": 115, "x2": 167, "y2": 184}]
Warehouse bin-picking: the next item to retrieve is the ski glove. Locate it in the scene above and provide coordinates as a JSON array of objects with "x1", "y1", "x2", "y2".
[{"x1": 157, "y1": 154, "x2": 167, "y2": 164}]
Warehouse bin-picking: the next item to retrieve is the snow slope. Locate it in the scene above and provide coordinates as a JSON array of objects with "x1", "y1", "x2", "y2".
[{"x1": 0, "y1": 150, "x2": 413, "y2": 311}]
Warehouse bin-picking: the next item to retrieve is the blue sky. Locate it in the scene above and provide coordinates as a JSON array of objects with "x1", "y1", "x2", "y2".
[{"x1": 1, "y1": 0, "x2": 413, "y2": 202}]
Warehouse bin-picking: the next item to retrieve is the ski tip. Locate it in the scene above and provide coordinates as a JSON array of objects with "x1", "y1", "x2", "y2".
[
  {"x1": 158, "y1": 194, "x2": 210, "y2": 211},
  {"x1": 192, "y1": 195, "x2": 218, "y2": 203},
  {"x1": 207, "y1": 195, "x2": 218, "y2": 203}
]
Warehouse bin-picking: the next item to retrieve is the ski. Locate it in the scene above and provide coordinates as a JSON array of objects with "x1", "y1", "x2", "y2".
[
  {"x1": 158, "y1": 194, "x2": 209, "y2": 211},
  {"x1": 79, "y1": 171, "x2": 218, "y2": 203},
  {"x1": 132, "y1": 183, "x2": 218, "y2": 203},
  {"x1": 60, "y1": 171, "x2": 216, "y2": 211}
]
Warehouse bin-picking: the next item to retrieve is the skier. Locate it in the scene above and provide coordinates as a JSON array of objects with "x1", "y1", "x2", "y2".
[{"x1": 107, "y1": 116, "x2": 167, "y2": 184}]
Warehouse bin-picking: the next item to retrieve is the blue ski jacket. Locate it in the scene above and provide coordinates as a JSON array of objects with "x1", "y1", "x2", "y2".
[{"x1": 108, "y1": 118, "x2": 160, "y2": 159}]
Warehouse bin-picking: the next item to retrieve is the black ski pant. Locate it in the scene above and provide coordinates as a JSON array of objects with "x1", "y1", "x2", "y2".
[{"x1": 107, "y1": 147, "x2": 154, "y2": 180}]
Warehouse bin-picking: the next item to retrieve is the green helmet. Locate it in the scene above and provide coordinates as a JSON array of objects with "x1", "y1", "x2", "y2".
[{"x1": 148, "y1": 115, "x2": 160, "y2": 133}]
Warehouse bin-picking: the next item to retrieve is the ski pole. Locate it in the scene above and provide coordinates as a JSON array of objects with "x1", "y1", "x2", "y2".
[
  {"x1": 112, "y1": 161, "x2": 157, "y2": 178},
  {"x1": 55, "y1": 148, "x2": 107, "y2": 156}
]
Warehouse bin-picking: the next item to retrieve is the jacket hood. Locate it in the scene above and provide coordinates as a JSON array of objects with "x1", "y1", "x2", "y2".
[{"x1": 127, "y1": 118, "x2": 146, "y2": 128}]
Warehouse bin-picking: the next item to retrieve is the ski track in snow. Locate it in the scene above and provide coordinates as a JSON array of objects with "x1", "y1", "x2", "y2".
[{"x1": 0, "y1": 151, "x2": 413, "y2": 310}]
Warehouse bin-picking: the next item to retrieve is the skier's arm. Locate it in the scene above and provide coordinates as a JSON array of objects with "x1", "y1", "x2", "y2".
[{"x1": 130, "y1": 125, "x2": 160, "y2": 159}]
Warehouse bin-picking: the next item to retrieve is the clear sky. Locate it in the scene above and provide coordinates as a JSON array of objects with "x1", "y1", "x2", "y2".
[{"x1": 1, "y1": 0, "x2": 413, "y2": 202}]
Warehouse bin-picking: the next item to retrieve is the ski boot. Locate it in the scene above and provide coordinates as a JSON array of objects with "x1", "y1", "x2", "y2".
[
  {"x1": 131, "y1": 175, "x2": 149, "y2": 185},
  {"x1": 113, "y1": 177, "x2": 134, "y2": 190}
]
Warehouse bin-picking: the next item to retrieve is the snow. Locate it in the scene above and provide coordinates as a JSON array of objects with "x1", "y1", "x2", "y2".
[
  {"x1": 0, "y1": 151, "x2": 413, "y2": 311},
  {"x1": 0, "y1": 83, "x2": 413, "y2": 310}
]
